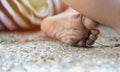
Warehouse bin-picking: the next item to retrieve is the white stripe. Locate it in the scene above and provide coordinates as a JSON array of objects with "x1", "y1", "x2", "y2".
[
  {"x1": 1, "y1": 0, "x2": 30, "y2": 28},
  {"x1": 0, "y1": 11, "x2": 17, "y2": 30},
  {"x1": 53, "y1": 0, "x2": 62, "y2": 13},
  {"x1": 13, "y1": 0, "x2": 42, "y2": 25}
]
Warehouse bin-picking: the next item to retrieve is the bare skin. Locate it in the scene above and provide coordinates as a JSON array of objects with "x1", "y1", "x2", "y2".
[
  {"x1": 0, "y1": 2, "x2": 100, "y2": 47},
  {"x1": 63, "y1": 0, "x2": 120, "y2": 34},
  {"x1": 41, "y1": 8, "x2": 99, "y2": 47}
]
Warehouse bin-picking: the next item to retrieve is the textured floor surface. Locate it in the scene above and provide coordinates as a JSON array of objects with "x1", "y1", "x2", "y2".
[{"x1": 0, "y1": 26, "x2": 120, "y2": 72}]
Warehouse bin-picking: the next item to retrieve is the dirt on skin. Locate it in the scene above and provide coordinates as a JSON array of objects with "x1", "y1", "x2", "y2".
[{"x1": 0, "y1": 26, "x2": 120, "y2": 72}]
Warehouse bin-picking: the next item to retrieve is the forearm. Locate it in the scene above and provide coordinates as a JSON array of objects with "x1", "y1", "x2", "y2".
[{"x1": 62, "y1": 0, "x2": 120, "y2": 29}]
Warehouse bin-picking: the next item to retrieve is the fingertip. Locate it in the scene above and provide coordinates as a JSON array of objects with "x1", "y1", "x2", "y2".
[
  {"x1": 91, "y1": 29, "x2": 100, "y2": 35},
  {"x1": 77, "y1": 40, "x2": 86, "y2": 47},
  {"x1": 86, "y1": 40, "x2": 95, "y2": 46}
]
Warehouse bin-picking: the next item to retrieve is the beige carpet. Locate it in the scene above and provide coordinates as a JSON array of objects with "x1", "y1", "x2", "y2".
[{"x1": 0, "y1": 26, "x2": 120, "y2": 72}]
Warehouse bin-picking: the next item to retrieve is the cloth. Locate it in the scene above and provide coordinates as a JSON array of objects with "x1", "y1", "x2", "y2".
[{"x1": 0, "y1": 0, "x2": 62, "y2": 30}]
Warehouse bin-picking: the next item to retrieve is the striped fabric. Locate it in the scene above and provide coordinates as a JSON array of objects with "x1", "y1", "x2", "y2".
[{"x1": 0, "y1": 0, "x2": 62, "y2": 30}]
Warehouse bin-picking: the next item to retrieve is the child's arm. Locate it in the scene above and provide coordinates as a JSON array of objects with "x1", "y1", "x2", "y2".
[{"x1": 62, "y1": 0, "x2": 120, "y2": 33}]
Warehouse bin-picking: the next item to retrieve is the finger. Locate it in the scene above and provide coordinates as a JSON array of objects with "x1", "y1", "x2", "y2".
[
  {"x1": 77, "y1": 40, "x2": 86, "y2": 47},
  {"x1": 86, "y1": 34, "x2": 98, "y2": 46}
]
